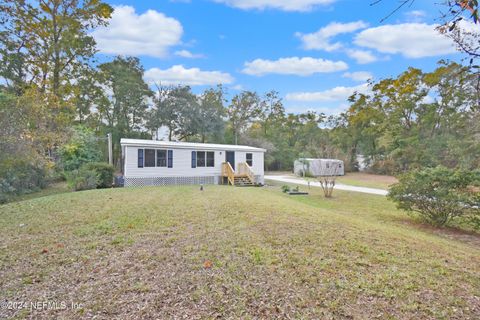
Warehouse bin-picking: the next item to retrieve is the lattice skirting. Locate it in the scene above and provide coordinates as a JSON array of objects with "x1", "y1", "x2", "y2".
[{"x1": 124, "y1": 176, "x2": 218, "y2": 187}]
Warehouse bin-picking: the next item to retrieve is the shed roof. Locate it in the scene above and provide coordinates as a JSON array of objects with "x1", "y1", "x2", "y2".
[
  {"x1": 296, "y1": 158, "x2": 344, "y2": 162},
  {"x1": 120, "y1": 138, "x2": 266, "y2": 152}
]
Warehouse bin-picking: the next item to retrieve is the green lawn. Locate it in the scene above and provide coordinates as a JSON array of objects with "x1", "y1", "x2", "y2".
[
  {"x1": 7, "y1": 182, "x2": 70, "y2": 203},
  {"x1": 332, "y1": 172, "x2": 398, "y2": 190},
  {"x1": 0, "y1": 185, "x2": 479, "y2": 319},
  {"x1": 335, "y1": 175, "x2": 394, "y2": 190},
  {"x1": 267, "y1": 171, "x2": 397, "y2": 190}
]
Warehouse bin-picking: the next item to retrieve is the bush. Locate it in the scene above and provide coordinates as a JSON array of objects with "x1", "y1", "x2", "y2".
[
  {"x1": 83, "y1": 162, "x2": 114, "y2": 188},
  {"x1": 467, "y1": 187, "x2": 480, "y2": 229},
  {"x1": 59, "y1": 126, "x2": 103, "y2": 172},
  {"x1": 388, "y1": 167, "x2": 480, "y2": 227},
  {"x1": 281, "y1": 185, "x2": 290, "y2": 193},
  {"x1": 66, "y1": 167, "x2": 99, "y2": 191},
  {"x1": 0, "y1": 158, "x2": 50, "y2": 204},
  {"x1": 66, "y1": 162, "x2": 114, "y2": 191},
  {"x1": 369, "y1": 159, "x2": 397, "y2": 175}
]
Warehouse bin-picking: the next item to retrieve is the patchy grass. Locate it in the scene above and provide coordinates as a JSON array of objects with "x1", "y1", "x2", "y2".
[
  {"x1": 267, "y1": 171, "x2": 397, "y2": 190},
  {"x1": 336, "y1": 172, "x2": 398, "y2": 190},
  {"x1": 0, "y1": 185, "x2": 479, "y2": 319},
  {"x1": 7, "y1": 182, "x2": 70, "y2": 203}
]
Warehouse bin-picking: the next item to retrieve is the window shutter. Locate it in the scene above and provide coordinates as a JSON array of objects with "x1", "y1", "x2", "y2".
[
  {"x1": 138, "y1": 149, "x2": 144, "y2": 168},
  {"x1": 191, "y1": 151, "x2": 197, "y2": 168},
  {"x1": 168, "y1": 150, "x2": 173, "y2": 168}
]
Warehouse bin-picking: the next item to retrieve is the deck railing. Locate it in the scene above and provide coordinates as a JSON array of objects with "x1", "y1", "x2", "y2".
[
  {"x1": 237, "y1": 162, "x2": 255, "y2": 184},
  {"x1": 222, "y1": 162, "x2": 235, "y2": 185}
]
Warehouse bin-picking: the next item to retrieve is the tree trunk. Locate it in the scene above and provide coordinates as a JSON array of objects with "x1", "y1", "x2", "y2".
[
  {"x1": 51, "y1": 3, "x2": 61, "y2": 97},
  {"x1": 319, "y1": 177, "x2": 336, "y2": 198}
]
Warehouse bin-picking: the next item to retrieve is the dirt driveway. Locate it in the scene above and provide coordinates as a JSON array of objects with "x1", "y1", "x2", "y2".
[{"x1": 264, "y1": 175, "x2": 389, "y2": 196}]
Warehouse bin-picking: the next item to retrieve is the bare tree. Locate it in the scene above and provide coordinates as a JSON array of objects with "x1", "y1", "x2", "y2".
[
  {"x1": 438, "y1": 20, "x2": 480, "y2": 60},
  {"x1": 317, "y1": 162, "x2": 341, "y2": 198}
]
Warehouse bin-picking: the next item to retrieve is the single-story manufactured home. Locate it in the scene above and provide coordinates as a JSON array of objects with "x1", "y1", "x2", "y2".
[{"x1": 121, "y1": 139, "x2": 266, "y2": 187}]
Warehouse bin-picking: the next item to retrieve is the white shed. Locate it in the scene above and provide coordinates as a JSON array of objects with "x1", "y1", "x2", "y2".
[
  {"x1": 294, "y1": 158, "x2": 345, "y2": 177},
  {"x1": 121, "y1": 139, "x2": 266, "y2": 187}
]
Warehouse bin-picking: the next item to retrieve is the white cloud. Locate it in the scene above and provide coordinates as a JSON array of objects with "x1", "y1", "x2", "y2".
[
  {"x1": 144, "y1": 65, "x2": 234, "y2": 86},
  {"x1": 346, "y1": 49, "x2": 378, "y2": 64},
  {"x1": 213, "y1": 0, "x2": 336, "y2": 11},
  {"x1": 342, "y1": 71, "x2": 373, "y2": 82},
  {"x1": 285, "y1": 104, "x2": 349, "y2": 116},
  {"x1": 286, "y1": 83, "x2": 370, "y2": 102},
  {"x1": 174, "y1": 50, "x2": 205, "y2": 59},
  {"x1": 92, "y1": 6, "x2": 183, "y2": 58},
  {"x1": 296, "y1": 21, "x2": 368, "y2": 51},
  {"x1": 295, "y1": 21, "x2": 380, "y2": 65},
  {"x1": 354, "y1": 23, "x2": 456, "y2": 58},
  {"x1": 242, "y1": 57, "x2": 348, "y2": 76},
  {"x1": 405, "y1": 10, "x2": 427, "y2": 22},
  {"x1": 457, "y1": 19, "x2": 480, "y2": 33},
  {"x1": 231, "y1": 84, "x2": 244, "y2": 91}
]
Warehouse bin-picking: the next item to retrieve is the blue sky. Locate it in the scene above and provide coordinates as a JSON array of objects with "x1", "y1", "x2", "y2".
[{"x1": 94, "y1": 0, "x2": 465, "y2": 115}]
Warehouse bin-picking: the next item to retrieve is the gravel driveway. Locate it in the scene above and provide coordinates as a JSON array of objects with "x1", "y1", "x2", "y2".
[{"x1": 264, "y1": 175, "x2": 389, "y2": 196}]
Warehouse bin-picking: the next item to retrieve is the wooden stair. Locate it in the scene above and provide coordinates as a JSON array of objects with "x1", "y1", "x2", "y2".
[
  {"x1": 222, "y1": 162, "x2": 256, "y2": 187},
  {"x1": 233, "y1": 175, "x2": 254, "y2": 186}
]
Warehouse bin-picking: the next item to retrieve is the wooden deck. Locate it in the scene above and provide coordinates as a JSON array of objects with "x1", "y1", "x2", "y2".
[{"x1": 221, "y1": 162, "x2": 255, "y2": 186}]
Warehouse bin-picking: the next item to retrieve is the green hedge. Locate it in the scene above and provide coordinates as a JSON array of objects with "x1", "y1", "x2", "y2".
[
  {"x1": 0, "y1": 159, "x2": 49, "y2": 204},
  {"x1": 66, "y1": 162, "x2": 114, "y2": 191},
  {"x1": 66, "y1": 167, "x2": 98, "y2": 191},
  {"x1": 83, "y1": 162, "x2": 114, "y2": 188}
]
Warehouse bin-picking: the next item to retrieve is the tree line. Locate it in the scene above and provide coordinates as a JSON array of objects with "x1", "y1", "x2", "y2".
[
  {"x1": 332, "y1": 62, "x2": 480, "y2": 173},
  {"x1": 1, "y1": 0, "x2": 479, "y2": 202}
]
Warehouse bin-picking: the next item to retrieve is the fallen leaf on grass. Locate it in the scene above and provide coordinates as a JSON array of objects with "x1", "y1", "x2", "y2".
[{"x1": 204, "y1": 260, "x2": 213, "y2": 269}]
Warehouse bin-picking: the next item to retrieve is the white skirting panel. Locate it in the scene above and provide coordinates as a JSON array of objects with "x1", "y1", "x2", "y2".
[{"x1": 124, "y1": 176, "x2": 218, "y2": 187}]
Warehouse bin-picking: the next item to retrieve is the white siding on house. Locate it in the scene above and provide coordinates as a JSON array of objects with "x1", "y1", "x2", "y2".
[
  {"x1": 231, "y1": 149, "x2": 264, "y2": 182},
  {"x1": 121, "y1": 139, "x2": 265, "y2": 185}
]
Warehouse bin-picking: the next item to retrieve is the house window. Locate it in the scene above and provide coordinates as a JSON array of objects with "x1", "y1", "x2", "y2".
[
  {"x1": 246, "y1": 153, "x2": 253, "y2": 167},
  {"x1": 197, "y1": 151, "x2": 206, "y2": 167},
  {"x1": 138, "y1": 148, "x2": 172, "y2": 168},
  {"x1": 191, "y1": 151, "x2": 215, "y2": 168},
  {"x1": 144, "y1": 149, "x2": 156, "y2": 167},
  {"x1": 138, "y1": 149, "x2": 144, "y2": 168},
  {"x1": 206, "y1": 152, "x2": 215, "y2": 167},
  {"x1": 157, "y1": 150, "x2": 167, "y2": 167}
]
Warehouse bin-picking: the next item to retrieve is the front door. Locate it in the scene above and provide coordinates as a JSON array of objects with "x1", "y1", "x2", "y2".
[{"x1": 226, "y1": 151, "x2": 235, "y2": 170}]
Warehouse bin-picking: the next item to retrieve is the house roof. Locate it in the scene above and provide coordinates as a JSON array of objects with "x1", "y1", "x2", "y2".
[{"x1": 120, "y1": 138, "x2": 267, "y2": 152}]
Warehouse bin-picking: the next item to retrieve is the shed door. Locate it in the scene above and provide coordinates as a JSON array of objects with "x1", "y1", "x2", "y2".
[{"x1": 226, "y1": 151, "x2": 235, "y2": 170}]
